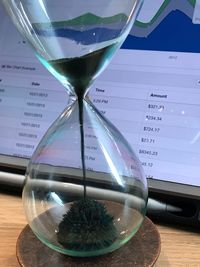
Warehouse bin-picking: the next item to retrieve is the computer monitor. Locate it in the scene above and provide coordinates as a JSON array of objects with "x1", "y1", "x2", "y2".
[{"x1": 0, "y1": 1, "x2": 200, "y2": 200}]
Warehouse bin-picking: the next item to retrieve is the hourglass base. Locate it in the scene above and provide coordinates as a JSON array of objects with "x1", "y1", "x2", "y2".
[{"x1": 16, "y1": 217, "x2": 161, "y2": 267}]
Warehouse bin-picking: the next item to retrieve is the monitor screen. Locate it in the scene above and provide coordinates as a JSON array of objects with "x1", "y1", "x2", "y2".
[{"x1": 0, "y1": 1, "x2": 200, "y2": 197}]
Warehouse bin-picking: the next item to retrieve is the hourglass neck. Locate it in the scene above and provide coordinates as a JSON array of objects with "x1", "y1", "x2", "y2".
[{"x1": 67, "y1": 90, "x2": 83, "y2": 106}]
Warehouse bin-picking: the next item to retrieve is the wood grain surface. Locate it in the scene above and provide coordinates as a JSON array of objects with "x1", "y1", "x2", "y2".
[{"x1": 0, "y1": 193, "x2": 200, "y2": 267}]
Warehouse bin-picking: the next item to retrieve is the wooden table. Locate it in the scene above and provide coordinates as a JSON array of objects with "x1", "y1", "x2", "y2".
[{"x1": 0, "y1": 192, "x2": 200, "y2": 267}]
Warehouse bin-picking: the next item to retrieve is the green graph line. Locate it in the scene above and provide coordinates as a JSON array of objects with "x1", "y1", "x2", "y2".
[
  {"x1": 134, "y1": 0, "x2": 171, "y2": 28},
  {"x1": 33, "y1": 0, "x2": 196, "y2": 31},
  {"x1": 134, "y1": 0, "x2": 195, "y2": 28},
  {"x1": 33, "y1": 13, "x2": 128, "y2": 29},
  {"x1": 187, "y1": 0, "x2": 195, "y2": 7}
]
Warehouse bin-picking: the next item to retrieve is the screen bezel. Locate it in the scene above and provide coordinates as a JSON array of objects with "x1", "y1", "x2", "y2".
[{"x1": 1, "y1": 153, "x2": 200, "y2": 200}]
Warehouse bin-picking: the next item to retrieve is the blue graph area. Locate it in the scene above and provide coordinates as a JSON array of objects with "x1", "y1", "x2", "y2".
[
  {"x1": 122, "y1": 10, "x2": 200, "y2": 53},
  {"x1": 34, "y1": 27, "x2": 121, "y2": 45}
]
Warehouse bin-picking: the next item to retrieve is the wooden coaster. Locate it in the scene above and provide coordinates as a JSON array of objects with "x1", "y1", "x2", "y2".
[{"x1": 16, "y1": 217, "x2": 161, "y2": 267}]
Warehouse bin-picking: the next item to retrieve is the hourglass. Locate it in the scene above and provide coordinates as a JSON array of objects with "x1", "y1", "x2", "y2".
[{"x1": 3, "y1": 0, "x2": 148, "y2": 257}]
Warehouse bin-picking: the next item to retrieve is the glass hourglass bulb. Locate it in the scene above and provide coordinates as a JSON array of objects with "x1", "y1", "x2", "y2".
[{"x1": 2, "y1": 0, "x2": 148, "y2": 257}]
